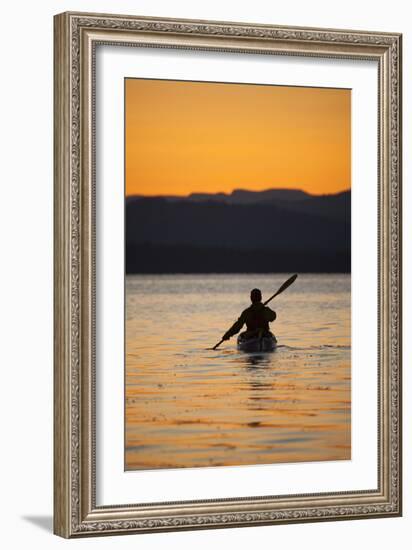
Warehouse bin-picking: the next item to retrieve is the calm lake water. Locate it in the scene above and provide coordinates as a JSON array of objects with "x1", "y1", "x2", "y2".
[{"x1": 125, "y1": 273, "x2": 351, "y2": 470}]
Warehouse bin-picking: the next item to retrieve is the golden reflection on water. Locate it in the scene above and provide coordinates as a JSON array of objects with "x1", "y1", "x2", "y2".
[{"x1": 125, "y1": 274, "x2": 351, "y2": 470}]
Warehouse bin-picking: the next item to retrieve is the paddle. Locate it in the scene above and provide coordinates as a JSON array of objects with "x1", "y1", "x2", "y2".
[
  {"x1": 263, "y1": 273, "x2": 298, "y2": 306},
  {"x1": 211, "y1": 273, "x2": 298, "y2": 350}
]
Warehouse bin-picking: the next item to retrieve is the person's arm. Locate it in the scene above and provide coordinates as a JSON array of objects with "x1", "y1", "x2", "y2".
[
  {"x1": 265, "y1": 307, "x2": 277, "y2": 322},
  {"x1": 222, "y1": 312, "x2": 246, "y2": 340}
]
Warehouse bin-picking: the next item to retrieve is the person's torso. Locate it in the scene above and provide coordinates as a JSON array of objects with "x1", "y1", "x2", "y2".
[{"x1": 243, "y1": 303, "x2": 270, "y2": 331}]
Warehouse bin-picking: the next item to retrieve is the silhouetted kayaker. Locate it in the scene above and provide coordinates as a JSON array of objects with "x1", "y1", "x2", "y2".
[{"x1": 222, "y1": 288, "x2": 276, "y2": 342}]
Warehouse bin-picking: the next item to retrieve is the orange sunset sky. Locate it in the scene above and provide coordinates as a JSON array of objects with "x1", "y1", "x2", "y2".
[{"x1": 125, "y1": 78, "x2": 351, "y2": 197}]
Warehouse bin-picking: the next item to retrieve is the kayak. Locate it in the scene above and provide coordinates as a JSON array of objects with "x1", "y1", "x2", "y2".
[{"x1": 237, "y1": 332, "x2": 277, "y2": 352}]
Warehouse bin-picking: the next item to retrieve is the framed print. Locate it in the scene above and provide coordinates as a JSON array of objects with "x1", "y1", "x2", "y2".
[{"x1": 53, "y1": 12, "x2": 402, "y2": 538}]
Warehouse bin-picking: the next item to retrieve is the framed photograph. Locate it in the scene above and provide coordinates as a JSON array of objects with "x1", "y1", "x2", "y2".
[{"x1": 53, "y1": 11, "x2": 402, "y2": 538}]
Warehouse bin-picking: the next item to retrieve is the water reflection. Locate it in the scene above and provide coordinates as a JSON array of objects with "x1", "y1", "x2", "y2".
[
  {"x1": 125, "y1": 274, "x2": 351, "y2": 470},
  {"x1": 242, "y1": 352, "x2": 272, "y2": 368}
]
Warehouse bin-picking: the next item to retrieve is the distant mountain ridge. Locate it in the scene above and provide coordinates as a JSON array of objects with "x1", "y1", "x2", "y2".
[
  {"x1": 128, "y1": 187, "x2": 348, "y2": 205},
  {"x1": 126, "y1": 189, "x2": 351, "y2": 273},
  {"x1": 187, "y1": 188, "x2": 311, "y2": 203}
]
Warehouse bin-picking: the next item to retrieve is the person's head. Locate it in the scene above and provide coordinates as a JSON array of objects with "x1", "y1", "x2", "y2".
[{"x1": 250, "y1": 288, "x2": 262, "y2": 303}]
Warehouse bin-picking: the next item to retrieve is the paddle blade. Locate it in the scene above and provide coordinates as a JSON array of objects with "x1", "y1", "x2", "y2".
[
  {"x1": 276, "y1": 273, "x2": 298, "y2": 295},
  {"x1": 212, "y1": 339, "x2": 224, "y2": 350},
  {"x1": 264, "y1": 273, "x2": 298, "y2": 305}
]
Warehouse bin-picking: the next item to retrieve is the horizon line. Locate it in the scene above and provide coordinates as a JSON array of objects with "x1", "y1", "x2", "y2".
[{"x1": 125, "y1": 187, "x2": 351, "y2": 198}]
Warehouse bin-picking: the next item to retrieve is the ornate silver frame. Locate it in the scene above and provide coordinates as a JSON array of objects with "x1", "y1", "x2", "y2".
[{"x1": 53, "y1": 11, "x2": 402, "y2": 538}]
